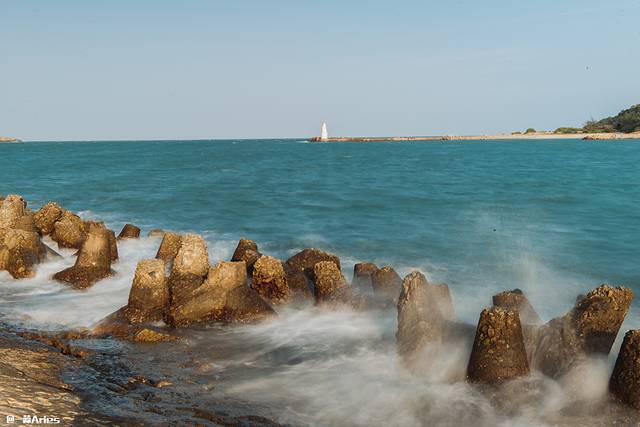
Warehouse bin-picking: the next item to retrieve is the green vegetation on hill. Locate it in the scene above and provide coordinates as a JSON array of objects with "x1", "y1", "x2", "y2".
[
  {"x1": 584, "y1": 104, "x2": 640, "y2": 133},
  {"x1": 555, "y1": 104, "x2": 640, "y2": 134},
  {"x1": 554, "y1": 127, "x2": 584, "y2": 134}
]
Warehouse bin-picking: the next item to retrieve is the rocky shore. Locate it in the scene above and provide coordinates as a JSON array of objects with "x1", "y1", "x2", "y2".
[
  {"x1": 1, "y1": 193, "x2": 640, "y2": 425},
  {"x1": 0, "y1": 327, "x2": 115, "y2": 425},
  {"x1": 0, "y1": 324, "x2": 287, "y2": 425}
]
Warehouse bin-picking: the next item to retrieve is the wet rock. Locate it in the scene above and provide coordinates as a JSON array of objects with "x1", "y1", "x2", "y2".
[
  {"x1": 231, "y1": 237, "x2": 258, "y2": 258},
  {"x1": 352, "y1": 262, "x2": 378, "y2": 290},
  {"x1": 167, "y1": 234, "x2": 209, "y2": 307},
  {"x1": 173, "y1": 234, "x2": 205, "y2": 269},
  {"x1": 427, "y1": 282, "x2": 457, "y2": 321},
  {"x1": 285, "y1": 247, "x2": 341, "y2": 275},
  {"x1": 20, "y1": 329, "x2": 92, "y2": 342},
  {"x1": 155, "y1": 232, "x2": 182, "y2": 264},
  {"x1": 190, "y1": 408, "x2": 282, "y2": 427},
  {"x1": 396, "y1": 271, "x2": 445, "y2": 364},
  {"x1": 92, "y1": 309, "x2": 178, "y2": 343},
  {"x1": 107, "y1": 229, "x2": 118, "y2": 261},
  {"x1": 571, "y1": 285, "x2": 633, "y2": 353},
  {"x1": 117, "y1": 223, "x2": 141, "y2": 239},
  {"x1": 72, "y1": 228, "x2": 113, "y2": 271},
  {"x1": 219, "y1": 284, "x2": 277, "y2": 324},
  {"x1": 123, "y1": 259, "x2": 169, "y2": 323},
  {"x1": 33, "y1": 202, "x2": 63, "y2": 235},
  {"x1": 14, "y1": 212, "x2": 38, "y2": 233},
  {"x1": 312, "y1": 261, "x2": 350, "y2": 304},
  {"x1": 0, "y1": 332, "x2": 81, "y2": 417},
  {"x1": 282, "y1": 270, "x2": 311, "y2": 301},
  {"x1": 251, "y1": 255, "x2": 290, "y2": 305},
  {"x1": 133, "y1": 328, "x2": 177, "y2": 343},
  {"x1": 148, "y1": 228, "x2": 165, "y2": 237},
  {"x1": 0, "y1": 228, "x2": 47, "y2": 278},
  {"x1": 168, "y1": 261, "x2": 275, "y2": 327},
  {"x1": 371, "y1": 266, "x2": 403, "y2": 304},
  {"x1": 0, "y1": 194, "x2": 27, "y2": 229},
  {"x1": 84, "y1": 221, "x2": 118, "y2": 261},
  {"x1": 53, "y1": 228, "x2": 114, "y2": 289},
  {"x1": 493, "y1": 289, "x2": 542, "y2": 325},
  {"x1": 609, "y1": 330, "x2": 640, "y2": 409},
  {"x1": 529, "y1": 284, "x2": 633, "y2": 378},
  {"x1": 467, "y1": 307, "x2": 530, "y2": 383},
  {"x1": 231, "y1": 238, "x2": 261, "y2": 273},
  {"x1": 284, "y1": 248, "x2": 341, "y2": 300},
  {"x1": 51, "y1": 211, "x2": 86, "y2": 249},
  {"x1": 91, "y1": 308, "x2": 135, "y2": 338},
  {"x1": 42, "y1": 338, "x2": 90, "y2": 358}
]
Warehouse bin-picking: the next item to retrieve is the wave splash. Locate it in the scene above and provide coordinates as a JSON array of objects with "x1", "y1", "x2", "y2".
[{"x1": 0, "y1": 230, "x2": 636, "y2": 426}]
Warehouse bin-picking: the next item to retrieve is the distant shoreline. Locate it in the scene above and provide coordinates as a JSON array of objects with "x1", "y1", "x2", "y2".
[
  {"x1": 309, "y1": 131, "x2": 640, "y2": 142},
  {"x1": 0, "y1": 137, "x2": 22, "y2": 143},
  {"x1": 2, "y1": 132, "x2": 638, "y2": 144}
]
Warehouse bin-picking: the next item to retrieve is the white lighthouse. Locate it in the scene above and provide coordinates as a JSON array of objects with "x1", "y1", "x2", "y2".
[{"x1": 320, "y1": 122, "x2": 328, "y2": 141}]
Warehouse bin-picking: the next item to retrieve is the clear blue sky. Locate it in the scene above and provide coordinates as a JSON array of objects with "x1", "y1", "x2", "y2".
[{"x1": 2, "y1": 0, "x2": 639, "y2": 140}]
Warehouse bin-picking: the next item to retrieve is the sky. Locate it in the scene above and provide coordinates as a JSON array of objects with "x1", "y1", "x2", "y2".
[{"x1": 1, "y1": 0, "x2": 640, "y2": 141}]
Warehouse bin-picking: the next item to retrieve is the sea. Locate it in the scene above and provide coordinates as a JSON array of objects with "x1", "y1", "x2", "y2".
[{"x1": 0, "y1": 138, "x2": 639, "y2": 426}]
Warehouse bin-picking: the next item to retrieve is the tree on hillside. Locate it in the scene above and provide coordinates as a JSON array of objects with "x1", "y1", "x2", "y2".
[{"x1": 583, "y1": 105, "x2": 640, "y2": 133}]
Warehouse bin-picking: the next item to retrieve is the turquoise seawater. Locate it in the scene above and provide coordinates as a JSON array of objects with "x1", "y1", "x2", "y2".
[
  {"x1": 1, "y1": 138, "x2": 639, "y2": 319},
  {"x1": 1, "y1": 138, "x2": 640, "y2": 425}
]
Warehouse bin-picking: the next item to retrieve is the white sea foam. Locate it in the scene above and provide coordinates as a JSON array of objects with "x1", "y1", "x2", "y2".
[
  {"x1": 0, "y1": 232, "x2": 243, "y2": 330},
  {"x1": 0, "y1": 236, "x2": 154, "y2": 329},
  {"x1": 208, "y1": 305, "x2": 621, "y2": 427},
  {"x1": 0, "y1": 226, "x2": 635, "y2": 426}
]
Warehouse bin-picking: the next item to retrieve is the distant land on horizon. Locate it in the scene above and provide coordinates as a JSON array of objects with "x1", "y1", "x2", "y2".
[
  {"x1": 0, "y1": 136, "x2": 21, "y2": 143},
  {"x1": 311, "y1": 103, "x2": 640, "y2": 142},
  {"x1": 3, "y1": 104, "x2": 639, "y2": 143}
]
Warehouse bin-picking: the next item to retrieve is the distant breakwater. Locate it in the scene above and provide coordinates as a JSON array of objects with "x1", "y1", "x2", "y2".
[
  {"x1": 309, "y1": 131, "x2": 640, "y2": 142},
  {"x1": 309, "y1": 136, "x2": 443, "y2": 142}
]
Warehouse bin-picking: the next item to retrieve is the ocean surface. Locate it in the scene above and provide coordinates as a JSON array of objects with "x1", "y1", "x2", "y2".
[{"x1": 1, "y1": 138, "x2": 639, "y2": 426}]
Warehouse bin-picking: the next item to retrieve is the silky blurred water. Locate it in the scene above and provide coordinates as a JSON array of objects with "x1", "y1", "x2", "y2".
[
  {"x1": 1, "y1": 138, "x2": 639, "y2": 426},
  {"x1": 1, "y1": 138, "x2": 638, "y2": 320}
]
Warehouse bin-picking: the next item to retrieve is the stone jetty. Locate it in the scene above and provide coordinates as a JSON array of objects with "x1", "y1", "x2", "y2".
[{"x1": 2, "y1": 193, "x2": 639, "y2": 416}]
